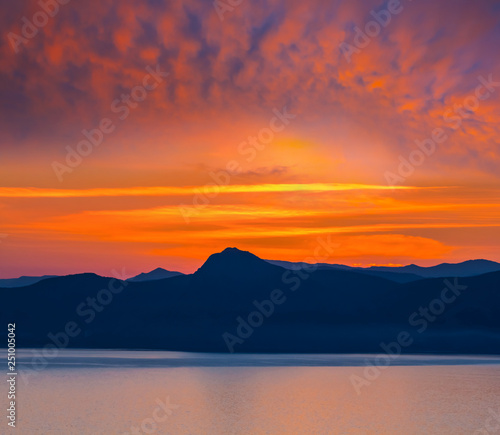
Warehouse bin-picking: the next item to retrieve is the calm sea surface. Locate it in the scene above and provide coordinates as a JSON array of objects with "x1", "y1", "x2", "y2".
[{"x1": 7, "y1": 350, "x2": 500, "y2": 434}]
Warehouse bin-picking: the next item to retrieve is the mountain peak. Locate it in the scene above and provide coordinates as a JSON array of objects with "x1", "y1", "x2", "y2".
[
  {"x1": 220, "y1": 247, "x2": 251, "y2": 255},
  {"x1": 195, "y1": 247, "x2": 279, "y2": 278},
  {"x1": 201, "y1": 247, "x2": 260, "y2": 264}
]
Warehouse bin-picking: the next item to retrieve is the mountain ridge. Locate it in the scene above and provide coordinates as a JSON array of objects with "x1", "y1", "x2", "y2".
[
  {"x1": 4, "y1": 251, "x2": 500, "y2": 283},
  {"x1": 2, "y1": 247, "x2": 500, "y2": 354},
  {"x1": 266, "y1": 258, "x2": 500, "y2": 280},
  {"x1": 127, "y1": 267, "x2": 184, "y2": 282}
]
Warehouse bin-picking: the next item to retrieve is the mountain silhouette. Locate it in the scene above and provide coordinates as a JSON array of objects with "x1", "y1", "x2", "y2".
[
  {"x1": 196, "y1": 247, "x2": 281, "y2": 280},
  {"x1": 127, "y1": 267, "x2": 184, "y2": 282},
  {"x1": 0, "y1": 275, "x2": 58, "y2": 288},
  {"x1": 2, "y1": 248, "x2": 500, "y2": 354},
  {"x1": 267, "y1": 258, "x2": 500, "y2": 280},
  {"x1": 367, "y1": 259, "x2": 500, "y2": 278},
  {"x1": 266, "y1": 259, "x2": 423, "y2": 283}
]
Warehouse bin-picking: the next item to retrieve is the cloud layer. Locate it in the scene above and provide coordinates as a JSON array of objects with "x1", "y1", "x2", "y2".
[{"x1": 0, "y1": 0, "x2": 499, "y2": 275}]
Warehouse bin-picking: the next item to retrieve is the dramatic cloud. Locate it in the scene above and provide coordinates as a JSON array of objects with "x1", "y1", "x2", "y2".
[{"x1": 0, "y1": 0, "x2": 499, "y2": 276}]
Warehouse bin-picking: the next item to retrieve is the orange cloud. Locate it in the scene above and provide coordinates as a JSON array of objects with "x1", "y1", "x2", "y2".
[{"x1": 0, "y1": 0, "x2": 499, "y2": 276}]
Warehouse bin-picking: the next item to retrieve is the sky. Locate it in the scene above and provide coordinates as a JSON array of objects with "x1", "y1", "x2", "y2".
[{"x1": 0, "y1": 0, "x2": 499, "y2": 278}]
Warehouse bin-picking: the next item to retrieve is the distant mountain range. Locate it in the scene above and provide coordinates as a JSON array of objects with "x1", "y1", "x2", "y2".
[
  {"x1": 0, "y1": 268, "x2": 184, "y2": 288},
  {"x1": 126, "y1": 268, "x2": 184, "y2": 282},
  {"x1": 266, "y1": 258, "x2": 500, "y2": 281},
  {"x1": 366, "y1": 259, "x2": 500, "y2": 277},
  {"x1": 3, "y1": 258, "x2": 499, "y2": 287},
  {"x1": 0, "y1": 275, "x2": 58, "y2": 288},
  {"x1": 2, "y1": 248, "x2": 500, "y2": 354}
]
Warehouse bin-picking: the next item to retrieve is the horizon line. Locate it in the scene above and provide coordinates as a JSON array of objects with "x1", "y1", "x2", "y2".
[{"x1": 1, "y1": 248, "x2": 497, "y2": 280}]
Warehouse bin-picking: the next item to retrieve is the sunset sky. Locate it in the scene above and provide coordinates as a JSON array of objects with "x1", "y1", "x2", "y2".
[{"x1": 1, "y1": 0, "x2": 499, "y2": 278}]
